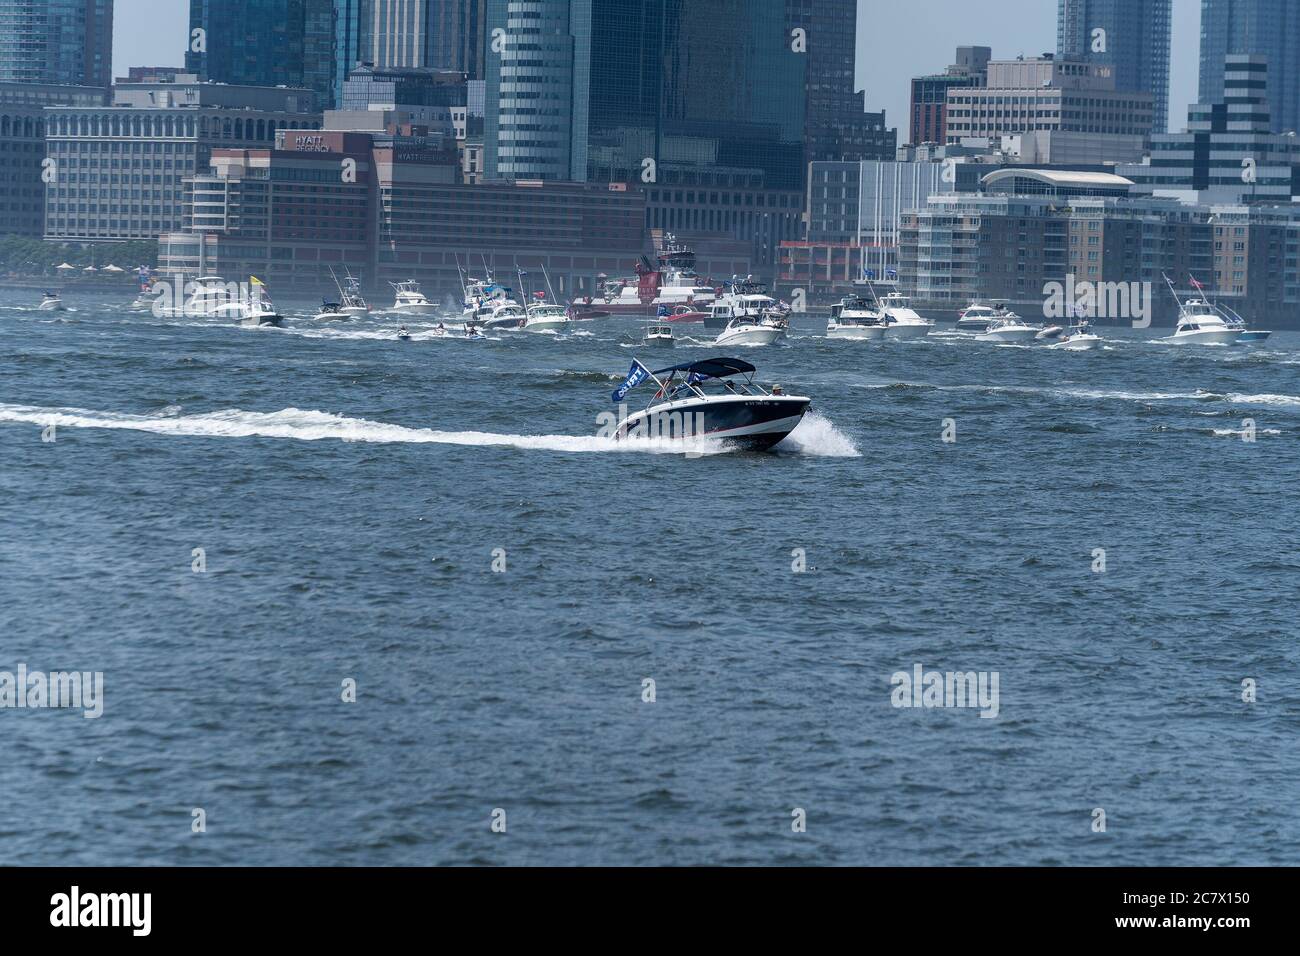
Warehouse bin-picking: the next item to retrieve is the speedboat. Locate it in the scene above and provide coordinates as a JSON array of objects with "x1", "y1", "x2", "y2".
[
  {"x1": 827, "y1": 296, "x2": 886, "y2": 340},
  {"x1": 955, "y1": 302, "x2": 1006, "y2": 332},
  {"x1": 661, "y1": 304, "x2": 709, "y2": 323},
  {"x1": 714, "y1": 314, "x2": 782, "y2": 347},
  {"x1": 312, "y1": 301, "x2": 350, "y2": 321},
  {"x1": 390, "y1": 280, "x2": 439, "y2": 315},
  {"x1": 878, "y1": 292, "x2": 933, "y2": 340},
  {"x1": 643, "y1": 322, "x2": 675, "y2": 347},
  {"x1": 1050, "y1": 321, "x2": 1103, "y2": 350},
  {"x1": 610, "y1": 357, "x2": 809, "y2": 452},
  {"x1": 38, "y1": 292, "x2": 65, "y2": 311},
  {"x1": 523, "y1": 302, "x2": 570, "y2": 332},
  {"x1": 977, "y1": 315, "x2": 1039, "y2": 344},
  {"x1": 1168, "y1": 298, "x2": 1241, "y2": 346}
]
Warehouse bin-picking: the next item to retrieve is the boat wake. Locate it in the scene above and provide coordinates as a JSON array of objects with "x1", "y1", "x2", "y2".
[{"x1": 0, "y1": 403, "x2": 857, "y2": 457}]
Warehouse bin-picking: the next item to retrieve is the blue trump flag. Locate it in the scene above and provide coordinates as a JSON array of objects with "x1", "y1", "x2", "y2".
[{"x1": 612, "y1": 361, "x2": 649, "y2": 402}]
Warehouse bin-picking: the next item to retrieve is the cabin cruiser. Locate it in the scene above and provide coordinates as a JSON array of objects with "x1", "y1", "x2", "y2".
[
  {"x1": 156, "y1": 276, "x2": 234, "y2": 318},
  {"x1": 977, "y1": 314, "x2": 1040, "y2": 344},
  {"x1": 827, "y1": 296, "x2": 886, "y2": 340},
  {"x1": 390, "y1": 279, "x2": 439, "y2": 315},
  {"x1": 878, "y1": 291, "x2": 933, "y2": 340},
  {"x1": 610, "y1": 357, "x2": 809, "y2": 452},
  {"x1": 461, "y1": 277, "x2": 527, "y2": 328},
  {"x1": 705, "y1": 280, "x2": 783, "y2": 333},
  {"x1": 712, "y1": 303, "x2": 783, "y2": 347},
  {"x1": 955, "y1": 301, "x2": 1016, "y2": 332},
  {"x1": 1049, "y1": 321, "x2": 1103, "y2": 351},
  {"x1": 523, "y1": 301, "x2": 570, "y2": 332},
  {"x1": 643, "y1": 322, "x2": 675, "y2": 347},
  {"x1": 38, "y1": 292, "x2": 65, "y2": 311},
  {"x1": 1168, "y1": 298, "x2": 1241, "y2": 346}
]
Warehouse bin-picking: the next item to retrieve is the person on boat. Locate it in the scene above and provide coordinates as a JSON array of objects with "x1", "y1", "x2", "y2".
[{"x1": 772, "y1": 384, "x2": 785, "y2": 396}]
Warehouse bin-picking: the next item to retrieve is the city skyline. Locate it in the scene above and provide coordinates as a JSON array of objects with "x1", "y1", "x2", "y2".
[{"x1": 112, "y1": 0, "x2": 1204, "y2": 136}]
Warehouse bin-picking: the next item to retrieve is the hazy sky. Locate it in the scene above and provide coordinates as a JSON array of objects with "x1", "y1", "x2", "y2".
[{"x1": 112, "y1": 0, "x2": 1204, "y2": 135}]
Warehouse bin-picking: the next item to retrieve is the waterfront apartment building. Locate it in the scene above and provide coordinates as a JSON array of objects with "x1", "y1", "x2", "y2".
[
  {"x1": 1120, "y1": 57, "x2": 1300, "y2": 205},
  {"x1": 187, "y1": 0, "x2": 367, "y2": 109},
  {"x1": 944, "y1": 56, "x2": 1154, "y2": 145},
  {"x1": 0, "y1": 0, "x2": 113, "y2": 88},
  {"x1": 0, "y1": 81, "x2": 106, "y2": 237},
  {"x1": 1200, "y1": 0, "x2": 1300, "y2": 135},
  {"x1": 43, "y1": 77, "x2": 321, "y2": 242},
  {"x1": 909, "y1": 47, "x2": 990, "y2": 146},
  {"x1": 1057, "y1": 0, "x2": 1172, "y2": 134},
  {"x1": 897, "y1": 169, "x2": 1300, "y2": 327}
]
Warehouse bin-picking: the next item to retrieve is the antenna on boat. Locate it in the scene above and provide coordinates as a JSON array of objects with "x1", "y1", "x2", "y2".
[
  {"x1": 1162, "y1": 272, "x2": 1184, "y2": 310},
  {"x1": 541, "y1": 263, "x2": 558, "y2": 303}
]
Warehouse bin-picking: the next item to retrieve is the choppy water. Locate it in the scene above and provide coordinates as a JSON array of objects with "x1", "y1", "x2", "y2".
[{"x1": 2, "y1": 290, "x2": 1297, "y2": 866}]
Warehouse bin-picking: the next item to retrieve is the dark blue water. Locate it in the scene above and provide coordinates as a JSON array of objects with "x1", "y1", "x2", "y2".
[{"x1": 2, "y1": 289, "x2": 1297, "y2": 866}]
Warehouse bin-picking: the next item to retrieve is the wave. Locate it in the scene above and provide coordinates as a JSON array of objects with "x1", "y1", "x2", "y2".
[{"x1": 0, "y1": 403, "x2": 855, "y2": 458}]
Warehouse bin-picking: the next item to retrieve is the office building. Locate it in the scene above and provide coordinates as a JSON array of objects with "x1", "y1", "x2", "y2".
[
  {"x1": 944, "y1": 56, "x2": 1154, "y2": 144},
  {"x1": 1121, "y1": 57, "x2": 1300, "y2": 204},
  {"x1": 0, "y1": 81, "x2": 106, "y2": 237},
  {"x1": 1200, "y1": 0, "x2": 1300, "y2": 134},
  {"x1": 43, "y1": 76, "x2": 321, "y2": 242},
  {"x1": 0, "y1": 0, "x2": 113, "y2": 88},
  {"x1": 910, "y1": 47, "x2": 990, "y2": 146},
  {"x1": 1057, "y1": 0, "x2": 1171, "y2": 134}
]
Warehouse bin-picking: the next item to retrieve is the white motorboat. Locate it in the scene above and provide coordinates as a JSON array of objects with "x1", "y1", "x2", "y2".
[
  {"x1": 878, "y1": 291, "x2": 933, "y2": 340},
  {"x1": 977, "y1": 315, "x2": 1040, "y2": 344},
  {"x1": 955, "y1": 301, "x2": 1009, "y2": 332},
  {"x1": 1050, "y1": 321, "x2": 1103, "y2": 350},
  {"x1": 332, "y1": 269, "x2": 370, "y2": 317},
  {"x1": 610, "y1": 357, "x2": 809, "y2": 452},
  {"x1": 236, "y1": 278, "x2": 282, "y2": 327},
  {"x1": 390, "y1": 279, "x2": 439, "y2": 315},
  {"x1": 1168, "y1": 299, "x2": 1241, "y2": 346},
  {"x1": 1036, "y1": 325, "x2": 1065, "y2": 341},
  {"x1": 397, "y1": 325, "x2": 412, "y2": 342},
  {"x1": 643, "y1": 322, "x2": 675, "y2": 347},
  {"x1": 714, "y1": 312, "x2": 782, "y2": 347},
  {"x1": 827, "y1": 295, "x2": 886, "y2": 340},
  {"x1": 312, "y1": 301, "x2": 350, "y2": 321},
  {"x1": 38, "y1": 292, "x2": 65, "y2": 311},
  {"x1": 523, "y1": 302, "x2": 570, "y2": 332},
  {"x1": 157, "y1": 275, "x2": 234, "y2": 318}
]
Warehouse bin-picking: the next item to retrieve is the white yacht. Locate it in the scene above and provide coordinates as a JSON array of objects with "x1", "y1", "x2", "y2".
[
  {"x1": 977, "y1": 314, "x2": 1040, "y2": 344},
  {"x1": 523, "y1": 301, "x2": 570, "y2": 332},
  {"x1": 235, "y1": 279, "x2": 282, "y2": 327},
  {"x1": 327, "y1": 268, "x2": 370, "y2": 317},
  {"x1": 827, "y1": 295, "x2": 886, "y2": 340},
  {"x1": 156, "y1": 276, "x2": 234, "y2": 318},
  {"x1": 38, "y1": 292, "x2": 65, "y2": 311},
  {"x1": 1169, "y1": 298, "x2": 1241, "y2": 346},
  {"x1": 955, "y1": 301, "x2": 1008, "y2": 332},
  {"x1": 390, "y1": 279, "x2": 439, "y2": 315},
  {"x1": 461, "y1": 277, "x2": 527, "y2": 328},
  {"x1": 878, "y1": 291, "x2": 933, "y2": 339}
]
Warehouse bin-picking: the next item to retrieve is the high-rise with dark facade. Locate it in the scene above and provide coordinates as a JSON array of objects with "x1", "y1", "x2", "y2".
[
  {"x1": 0, "y1": 0, "x2": 113, "y2": 87},
  {"x1": 484, "y1": 0, "x2": 808, "y2": 262},
  {"x1": 1057, "y1": 0, "x2": 1171, "y2": 134},
  {"x1": 188, "y1": 0, "x2": 366, "y2": 109},
  {"x1": 1200, "y1": 0, "x2": 1300, "y2": 135},
  {"x1": 785, "y1": 0, "x2": 894, "y2": 163},
  {"x1": 369, "y1": 0, "x2": 484, "y2": 77}
]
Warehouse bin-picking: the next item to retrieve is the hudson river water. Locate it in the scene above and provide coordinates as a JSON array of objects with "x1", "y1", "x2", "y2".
[{"x1": 2, "y1": 289, "x2": 1297, "y2": 866}]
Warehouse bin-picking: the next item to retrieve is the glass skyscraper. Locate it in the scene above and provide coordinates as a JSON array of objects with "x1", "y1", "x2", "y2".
[
  {"x1": 187, "y1": 0, "x2": 363, "y2": 108},
  {"x1": 1057, "y1": 0, "x2": 1171, "y2": 134},
  {"x1": 1200, "y1": 0, "x2": 1300, "y2": 135},
  {"x1": 485, "y1": 0, "x2": 806, "y2": 190},
  {"x1": 0, "y1": 0, "x2": 113, "y2": 87}
]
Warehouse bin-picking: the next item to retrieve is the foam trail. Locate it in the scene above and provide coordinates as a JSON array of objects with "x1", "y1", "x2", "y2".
[
  {"x1": 776, "y1": 412, "x2": 861, "y2": 458},
  {"x1": 0, "y1": 403, "x2": 854, "y2": 457}
]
